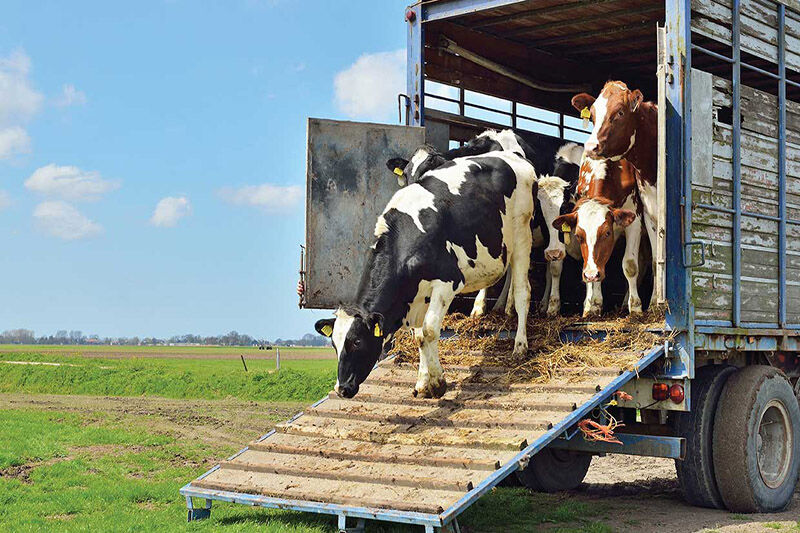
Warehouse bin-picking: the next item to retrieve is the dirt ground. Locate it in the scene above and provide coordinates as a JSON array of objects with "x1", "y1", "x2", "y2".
[{"x1": 4, "y1": 393, "x2": 799, "y2": 532}]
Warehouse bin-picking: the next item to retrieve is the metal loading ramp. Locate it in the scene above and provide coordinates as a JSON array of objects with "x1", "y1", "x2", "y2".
[{"x1": 181, "y1": 345, "x2": 664, "y2": 532}]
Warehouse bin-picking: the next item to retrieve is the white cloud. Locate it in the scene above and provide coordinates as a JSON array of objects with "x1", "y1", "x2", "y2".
[
  {"x1": 150, "y1": 196, "x2": 191, "y2": 227},
  {"x1": 218, "y1": 184, "x2": 302, "y2": 213},
  {"x1": 0, "y1": 190, "x2": 10, "y2": 210},
  {"x1": 24, "y1": 164, "x2": 120, "y2": 201},
  {"x1": 0, "y1": 49, "x2": 43, "y2": 160},
  {"x1": 54, "y1": 84, "x2": 87, "y2": 107},
  {"x1": 334, "y1": 50, "x2": 405, "y2": 122},
  {"x1": 33, "y1": 201, "x2": 102, "y2": 240},
  {"x1": 0, "y1": 126, "x2": 31, "y2": 159},
  {"x1": 0, "y1": 49, "x2": 43, "y2": 124}
]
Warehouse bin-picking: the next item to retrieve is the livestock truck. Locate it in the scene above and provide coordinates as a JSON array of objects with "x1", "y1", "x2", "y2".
[{"x1": 182, "y1": 1, "x2": 800, "y2": 531}]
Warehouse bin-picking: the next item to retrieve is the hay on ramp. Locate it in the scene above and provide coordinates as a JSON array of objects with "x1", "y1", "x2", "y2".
[{"x1": 388, "y1": 309, "x2": 671, "y2": 383}]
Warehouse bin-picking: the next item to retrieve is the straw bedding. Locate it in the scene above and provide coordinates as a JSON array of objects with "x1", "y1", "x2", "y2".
[{"x1": 388, "y1": 308, "x2": 672, "y2": 383}]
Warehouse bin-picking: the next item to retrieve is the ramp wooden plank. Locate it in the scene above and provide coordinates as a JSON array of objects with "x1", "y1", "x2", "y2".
[
  {"x1": 310, "y1": 398, "x2": 565, "y2": 430},
  {"x1": 333, "y1": 387, "x2": 589, "y2": 412},
  {"x1": 223, "y1": 450, "x2": 484, "y2": 491},
  {"x1": 248, "y1": 433, "x2": 507, "y2": 470},
  {"x1": 192, "y1": 469, "x2": 463, "y2": 514},
  {"x1": 278, "y1": 415, "x2": 536, "y2": 451}
]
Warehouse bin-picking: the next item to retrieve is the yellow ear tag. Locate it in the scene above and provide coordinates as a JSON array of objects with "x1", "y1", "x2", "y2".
[
  {"x1": 373, "y1": 324, "x2": 383, "y2": 337},
  {"x1": 581, "y1": 107, "x2": 591, "y2": 128},
  {"x1": 561, "y1": 222, "x2": 572, "y2": 245},
  {"x1": 393, "y1": 167, "x2": 404, "y2": 176},
  {"x1": 321, "y1": 325, "x2": 333, "y2": 337}
]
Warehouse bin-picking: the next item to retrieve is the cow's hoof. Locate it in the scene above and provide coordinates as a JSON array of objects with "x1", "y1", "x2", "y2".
[
  {"x1": 470, "y1": 307, "x2": 485, "y2": 318},
  {"x1": 512, "y1": 342, "x2": 528, "y2": 357},
  {"x1": 546, "y1": 300, "x2": 561, "y2": 316},
  {"x1": 582, "y1": 307, "x2": 602, "y2": 318},
  {"x1": 414, "y1": 377, "x2": 447, "y2": 399}
]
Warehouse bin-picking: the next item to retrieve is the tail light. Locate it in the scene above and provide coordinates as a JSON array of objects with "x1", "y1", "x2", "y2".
[
  {"x1": 669, "y1": 383, "x2": 685, "y2": 404},
  {"x1": 652, "y1": 383, "x2": 669, "y2": 401}
]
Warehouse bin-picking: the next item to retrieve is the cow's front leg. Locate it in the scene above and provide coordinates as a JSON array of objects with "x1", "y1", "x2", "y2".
[
  {"x1": 491, "y1": 272, "x2": 512, "y2": 315},
  {"x1": 510, "y1": 225, "x2": 532, "y2": 356},
  {"x1": 623, "y1": 218, "x2": 643, "y2": 314},
  {"x1": 583, "y1": 281, "x2": 603, "y2": 317},
  {"x1": 414, "y1": 283, "x2": 455, "y2": 398},
  {"x1": 645, "y1": 214, "x2": 659, "y2": 307},
  {"x1": 546, "y1": 258, "x2": 563, "y2": 316},
  {"x1": 470, "y1": 289, "x2": 487, "y2": 317},
  {"x1": 539, "y1": 267, "x2": 552, "y2": 314}
]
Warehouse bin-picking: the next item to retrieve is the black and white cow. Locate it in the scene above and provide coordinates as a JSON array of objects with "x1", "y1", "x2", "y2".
[
  {"x1": 387, "y1": 130, "x2": 583, "y2": 316},
  {"x1": 317, "y1": 150, "x2": 538, "y2": 399}
]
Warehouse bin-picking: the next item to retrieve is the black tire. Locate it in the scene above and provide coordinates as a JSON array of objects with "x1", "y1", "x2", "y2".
[
  {"x1": 713, "y1": 365, "x2": 800, "y2": 513},
  {"x1": 674, "y1": 364, "x2": 737, "y2": 509},
  {"x1": 516, "y1": 447, "x2": 592, "y2": 492}
]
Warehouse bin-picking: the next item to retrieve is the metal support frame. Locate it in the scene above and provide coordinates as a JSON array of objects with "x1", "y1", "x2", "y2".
[
  {"x1": 423, "y1": 0, "x2": 527, "y2": 22},
  {"x1": 664, "y1": 0, "x2": 695, "y2": 380},
  {"x1": 407, "y1": 3, "x2": 424, "y2": 126},
  {"x1": 338, "y1": 515, "x2": 366, "y2": 533},
  {"x1": 186, "y1": 496, "x2": 212, "y2": 522},
  {"x1": 732, "y1": 0, "x2": 743, "y2": 327},
  {"x1": 550, "y1": 432, "x2": 686, "y2": 459}
]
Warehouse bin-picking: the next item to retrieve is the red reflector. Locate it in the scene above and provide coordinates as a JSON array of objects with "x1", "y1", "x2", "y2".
[
  {"x1": 405, "y1": 9, "x2": 416, "y2": 22},
  {"x1": 652, "y1": 383, "x2": 669, "y2": 401},
  {"x1": 669, "y1": 384, "x2": 685, "y2": 404}
]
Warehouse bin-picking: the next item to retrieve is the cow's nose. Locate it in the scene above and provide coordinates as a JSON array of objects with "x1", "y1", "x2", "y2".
[
  {"x1": 545, "y1": 249, "x2": 565, "y2": 262},
  {"x1": 583, "y1": 272, "x2": 600, "y2": 283},
  {"x1": 337, "y1": 384, "x2": 358, "y2": 399}
]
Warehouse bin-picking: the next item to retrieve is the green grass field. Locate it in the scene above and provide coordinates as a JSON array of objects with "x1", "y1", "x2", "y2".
[
  {"x1": 0, "y1": 350, "x2": 336, "y2": 402},
  {"x1": 0, "y1": 344, "x2": 335, "y2": 359},
  {"x1": 0, "y1": 345, "x2": 620, "y2": 532}
]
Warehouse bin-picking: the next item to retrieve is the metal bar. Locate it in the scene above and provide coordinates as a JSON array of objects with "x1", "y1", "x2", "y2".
[
  {"x1": 741, "y1": 61, "x2": 781, "y2": 80},
  {"x1": 691, "y1": 44, "x2": 733, "y2": 63},
  {"x1": 511, "y1": 100, "x2": 517, "y2": 129},
  {"x1": 440, "y1": 345, "x2": 665, "y2": 524},
  {"x1": 693, "y1": 203, "x2": 796, "y2": 223},
  {"x1": 779, "y1": 3, "x2": 788, "y2": 328},
  {"x1": 407, "y1": 4, "x2": 424, "y2": 126},
  {"x1": 179, "y1": 485, "x2": 442, "y2": 527},
  {"x1": 787, "y1": 78, "x2": 800, "y2": 89},
  {"x1": 438, "y1": 36, "x2": 590, "y2": 93},
  {"x1": 732, "y1": 0, "x2": 742, "y2": 327},
  {"x1": 422, "y1": 0, "x2": 528, "y2": 22},
  {"x1": 550, "y1": 433, "x2": 686, "y2": 460}
]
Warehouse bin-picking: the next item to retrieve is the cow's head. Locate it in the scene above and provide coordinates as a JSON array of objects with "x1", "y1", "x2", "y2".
[
  {"x1": 315, "y1": 306, "x2": 385, "y2": 398},
  {"x1": 553, "y1": 198, "x2": 636, "y2": 282},
  {"x1": 386, "y1": 145, "x2": 446, "y2": 186},
  {"x1": 537, "y1": 176, "x2": 571, "y2": 262},
  {"x1": 572, "y1": 81, "x2": 643, "y2": 161}
]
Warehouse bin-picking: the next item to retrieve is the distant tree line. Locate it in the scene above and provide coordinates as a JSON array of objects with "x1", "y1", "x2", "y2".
[{"x1": 0, "y1": 328, "x2": 330, "y2": 347}]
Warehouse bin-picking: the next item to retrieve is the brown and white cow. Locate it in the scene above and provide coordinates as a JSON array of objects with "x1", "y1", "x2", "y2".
[
  {"x1": 571, "y1": 81, "x2": 658, "y2": 303},
  {"x1": 553, "y1": 157, "x2": 642, "y2": 316}
]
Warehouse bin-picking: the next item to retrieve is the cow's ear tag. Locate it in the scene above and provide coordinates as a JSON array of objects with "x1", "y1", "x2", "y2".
[
  {"x1": 393, "y1": 167, "x2": 404, "y2": 176},
  {"x1": 581, "y1": 107, "x2": 591, "y2": 128},
  {"x1": 373, "y1": 324, "x2": 383, "y2": 337},
  {"x1": 561, "y1": 223, "x2": 572, "y2": 245},
  {"x1": 321, "y1": 325, "x2": 333, "y2": 337}
]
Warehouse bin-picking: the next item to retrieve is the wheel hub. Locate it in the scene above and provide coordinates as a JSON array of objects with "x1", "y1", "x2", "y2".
[{"x1": 757, "y1": 399, "x2": 793, "y2": 489}]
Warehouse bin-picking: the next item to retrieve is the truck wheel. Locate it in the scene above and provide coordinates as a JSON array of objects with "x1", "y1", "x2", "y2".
[
  {"x1": 713, "y1": 365, "x2": 800, "y2": 512},
  {"x1": 674, "y1": 364, "x2": 737, "y2": 509},
  {"x1": 516, "y1": 448, "x2": 591, "y2": 492}
]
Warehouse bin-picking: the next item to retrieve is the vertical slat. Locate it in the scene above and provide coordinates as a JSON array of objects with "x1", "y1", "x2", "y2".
[
  {"x1": 732, "y1": 0, "x2": 743, "y2": 327},
  {"x1": 778, "y1": 2, "x2": 788, "y2": 328}
]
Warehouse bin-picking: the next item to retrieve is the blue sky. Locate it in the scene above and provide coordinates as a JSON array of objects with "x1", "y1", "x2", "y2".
[{"x1": 0, "y1": 1, "x2": 408, "y2": 339}]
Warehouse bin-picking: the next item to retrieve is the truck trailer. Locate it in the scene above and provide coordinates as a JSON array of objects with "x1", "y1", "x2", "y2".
[{"x1": 183, "y1": 1, "x2": 800, "y2": 530}]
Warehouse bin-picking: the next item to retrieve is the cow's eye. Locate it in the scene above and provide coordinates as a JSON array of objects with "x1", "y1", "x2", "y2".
[
  {"x1": 605, "y1": 230, "x2": 612, "y2": 237},
  {"x1": 352, "y1": 338, "x2": 361, "y2": 349},
  {"x1": 618, "y1": 110, "x2": 624, "y2": 117}
]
